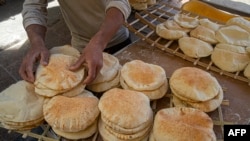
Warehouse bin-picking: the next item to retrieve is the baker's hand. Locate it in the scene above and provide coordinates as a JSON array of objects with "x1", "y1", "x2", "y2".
[
  {"x1": 19, "y1": 45, "x2": 50, "y2": 83},
  {"x1": 70, "y1": 42, "x2": 104, "y2": 85}
]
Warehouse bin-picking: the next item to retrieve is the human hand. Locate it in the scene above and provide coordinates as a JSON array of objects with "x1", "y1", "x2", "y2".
[
  {"x1": 70, "y1": 41, "x2": 104, "y2": 85},
  {"x1": 19, "y1": 45, "x2": 50, "y2": 83}
]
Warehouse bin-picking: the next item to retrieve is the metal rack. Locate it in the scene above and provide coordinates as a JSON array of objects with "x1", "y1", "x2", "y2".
[{"x1": 124, "y1": 1, "x2": 250, "y2": 85}]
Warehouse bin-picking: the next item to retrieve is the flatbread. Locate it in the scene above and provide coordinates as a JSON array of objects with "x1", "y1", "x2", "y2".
[
  {"x1": 86, "y1": 68, "x2": 121, "y2": 93},
  {"x1": 211, "y1": 43, "x2": 250, "y2": 72},
  {"x1": 89, "y1": 52, "x2": 121, "y2": 84},
  {"x1": 163, "y1": 20, "x2": 191, "y2": 32},
  {"x1": 173, "y1": 13, "x2": 199, "y2": 28},
  {"x1": 43, "y1": 94, "x2": 99, "y2": 132},
  {"x1": 178, "y1": 37, "x2": 213, "y2": 58},
  {"x1": 169, "y1": 67, "x2": 220, "y2": 102},
  {"x1": 0, "y1": 80, "x2": 44, "y2": 122},
  {"x1": 173, "y1": 86, "x2": 223, "y2": 112},
  {"x1": 98, "y1": 88, "x2": 153, "y2": 130},
  {"x1": 215, "y1": 25, "x2": 250, "y2": 46},
  {"x1": 52, "y1": 119, "x2": 98, "y2": 140},
  {"x1": 156, "y1": 23, "x2": 188, "y2": 40},
  {"x1": 34, "y1": 54, "x2": 85, "y2": 95},
  {"x1": 98, "y1": 119, "x2": 149, "y2": 141},
  {"x1": 152, "y1": 107, "x2": 216, "y2": 141},
  {"x1": 120, "y1": 60, "x2": 166, "y2": 91},
  {"x1": 190, "y1": 25, "x2": 218, "y2": 44},
  {"x1": 226, "y1": 16, "x2": 250, "y2": 33},
  {"x1": 199, "y1": 18, "x2": 222, "y2": 31},
  {"x1": 49, "y1": 45, "x2": 80, "y2": 58},
  {"x1": 120, "y1": 76, "x2": 168, "y2": 100}
]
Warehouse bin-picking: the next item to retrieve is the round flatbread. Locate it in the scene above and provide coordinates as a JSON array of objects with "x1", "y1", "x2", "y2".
[
  {"x1": 211, "y1": 43, "x2": 250, "y2": 72},
  {"x1": 120, "y1": 60, "x2": 166, "y2": 91},
  {"x1": 169, "y1": 67, "x2": 220, "y2": 102},
  {"x1": 43, "y1": 94, "x2": 99, "y2": 132},
  {"x1": 178, "y1": 37, "x2": 213, "y2": 58},
  {"x1": 215, "y1": 25, "x2": 250, "y2": 46},
  {"x1": 35, "y1": 54, "x2": 85, "y2": 93},
  {"x1": 152, "y1": 107, "x2": 216, "y2": 141},
  {"x1": 0, "y1": 80, "x2": 44, "y2": 122},
  {"x1": 98, "y1": 88, "x2": 153, "y2": 130}
]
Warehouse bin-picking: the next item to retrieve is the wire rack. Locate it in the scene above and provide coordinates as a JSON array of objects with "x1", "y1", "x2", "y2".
[{"x1": 124, "y1": 1, "x2": 250, "y2": 85}]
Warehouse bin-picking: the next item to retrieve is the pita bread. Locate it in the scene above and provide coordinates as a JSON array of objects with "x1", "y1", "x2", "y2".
[
  {"x1": 120, "y1": 60, "x2": 166, "y2": 91},
  {"x1": 86, "y1": 69, "x2": 121, "y2": 93},
  {"x1": 169, "y1": 67, "x2": 220, "y2": 102},
  {"x1": 173, "y1": 86, "x2": 223, "y2": 112},
  {"x1": 152, "y1": 107, "x2": 216, "y2": 141},
  {"x1": 156, "y1": 23, "x2": 188, "y2": 40},
  {"x1": 34, "y1": 54, "x2": 85, "y2": 96},
  {"x1": 98, "y1": 88, "x2": 153, "y2": 130},
  {"x1": 226, "y1": 16, "x2": 250, "y2": 33},
  {"x1": 211, "y1": 43, "x2": 250, "y2": 72},
  {"x1": 190, "y1": 25, "x2": 218, "y2": 44},
  {"x1": 120, "y1": 76, "x2": 168, "y2": 100},
  {"x1": 98, "y1": 119, "x2": 149, "y2": 141},
  {"x1": 199, "y1": 18, "x2": 222, "y2": 31},
  {"x1": 173, "y1": 13, "x2": 199, "y2": 28},
  {"x1": 89, "y1": 52, "x2": 121, "y2": 84},
  {"x1": 0, "y1": 80, "x2": 44, "y2": 122},
  {"x1": 178, "y1": 37, "x2": 213, "y2": 58},
  {"x1": 49, "y1": 45, "x2": 80, "y2": 58},
  {"x1": 43, "y1": 94, "x2": 99, "y2": 132},
  {"x1": 215, "y1": 25, "x2": 250, "y2": 46},
  {"x1": 163, "y1": 20, "x2": 191, "y2": 32},
  {"x1": 101, "y1": 112, "x2": 153, "y2": 135},
  {"x1": 52, "y1": 119, "x2": 98, "y2": 140}
]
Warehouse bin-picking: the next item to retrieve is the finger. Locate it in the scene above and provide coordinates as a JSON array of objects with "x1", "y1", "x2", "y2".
[
  {"x1": 69, "y1": 58, "x2": 85, "y2": 71},
  {"x1": 40, "y1": 51, "x2": 50, "y2": 66},
  {"x1": 19, "y1": 61, "x2": 35, "y2": 83},
  {"x1": 82, "y1": 63, "x2": 96, "y2": 85}
]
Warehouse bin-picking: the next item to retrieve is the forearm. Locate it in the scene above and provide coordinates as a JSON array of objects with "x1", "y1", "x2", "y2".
[
  {"x1": 26, "y1": 24, "x2": 47, "y2": 47},
  {"x1": 93, "y1": 7, "x2": 125, "y2": 50}
]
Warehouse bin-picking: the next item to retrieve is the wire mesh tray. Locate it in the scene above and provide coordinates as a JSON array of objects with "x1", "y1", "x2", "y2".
[{"x1": 124, "y1": 1, "x2": 250, "y2": 85}]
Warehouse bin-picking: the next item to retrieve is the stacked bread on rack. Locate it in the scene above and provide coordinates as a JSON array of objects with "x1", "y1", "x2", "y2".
[
  {"x1": 98, "y1": 88, "x2": 154, "y2": 141},
  {"x1": 0, "y1": 80, "x2": 45, "y2": 131},
  {"x1": 149, "y1": 107, "x2": 216, "y2": 141},
  {"x1": 170, "y1": 67, "x2": 223, "y2": 113},
  {"x1": 43, "y1": 90, "x2": 100, "y2": 140},
  {"x1": 156, "y1": 13, "x2": 250, "y2": 81},
  {"x1": 86, "y1": 52, "x2": 122, "y2": 93},
  {"x1": 120, "y1": 60, "x2": 168, "y2": 100}
]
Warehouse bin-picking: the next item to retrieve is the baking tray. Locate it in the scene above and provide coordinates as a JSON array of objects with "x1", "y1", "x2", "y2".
[{"x1": 124, "y1": 1, "x2": 250, "y2": 85}]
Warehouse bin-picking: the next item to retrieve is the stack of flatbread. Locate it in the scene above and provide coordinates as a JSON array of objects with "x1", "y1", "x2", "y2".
[
  {"x1": 170, "y1": 67, "x2": 223, "y2": 112},
  {"x1": 98, "y1": 88, "x2": 153, "y2": 141},
  {"x1": 149, "y1": 107, "x2": 216, "y2": 141},
  {"x1": 120, "y1": 60, "x2": 168, "y2": 100},
  {"x1": 43, "y1": 90, "x2": 100, "y2": 140},
  {"x1": 0, "y1": 80, "x2": 45, "y2": 131},
  {"x1": 210, "y1": 17, "x2": 250, "y2": 73},
  {"x1": 211, "y1": 43, "x2": 250, "y2": 72},
  {"x1": 34, "y1": 53, "x2": 85, "y2": 97},
  {"x1": 86, "y1": 52, "x2": 121, "y2": 93}
]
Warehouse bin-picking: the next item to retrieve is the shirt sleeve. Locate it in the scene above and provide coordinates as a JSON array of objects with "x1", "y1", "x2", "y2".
[
  {"x1": 22, "y1": 0, "x2": 48, "y2": 29},
  {"x1": 105, "y1": 0, "x2": 131, "y2": 20}
]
